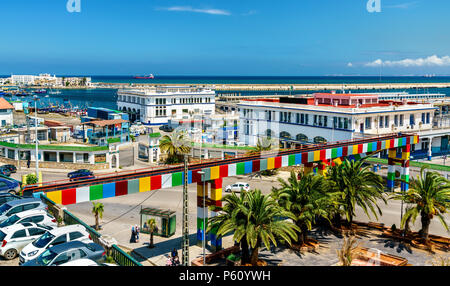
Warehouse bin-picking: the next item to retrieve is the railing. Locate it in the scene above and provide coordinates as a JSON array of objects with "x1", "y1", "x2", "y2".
[
  {"x1": 110, "y1": 245, "x2": 143, "y2": 266},
  {"x1": 63, "y1": 209, "x2": 102, "y2": 245}
]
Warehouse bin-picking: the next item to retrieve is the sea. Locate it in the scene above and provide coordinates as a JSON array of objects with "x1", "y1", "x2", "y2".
[{"x1": 2, "y1": 76, "x2": 450, "y2": 110}]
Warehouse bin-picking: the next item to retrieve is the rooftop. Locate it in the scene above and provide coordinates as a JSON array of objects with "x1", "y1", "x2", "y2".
[
  {"x1": 0, "y1": 98, "x2": 14, "y2": 110},
  {"x1": 82, "y1": 119, "x2": 128, "y2": 127}
]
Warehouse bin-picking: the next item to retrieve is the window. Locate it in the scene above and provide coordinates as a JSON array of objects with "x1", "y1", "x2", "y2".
[
  {"x1": 400, "y1": 114, "x2": 404, "y2": 126},
  {"x1": 410, "y1": 114, "x2": 415, "y2": 126},
  {"x1": 300, "y1": 114, "x2": 305, "y2": 124},
  {"x1": 422, "y1": 113, "x2": 425, "y2": 123},
  {"x1": 323, "y1": 116, "x2": 328, "y2": 127},
  {"x1": 426, "y1": 113, "x2": 430, "y2": 124},
  {"x1": 365, "y1": 117, "x2": 372, "y2": 130},
  {"x1": 344, "y1": 118, "x2": 349, "y2": 130},
  {"x1": 52, "y1": 253, "x2": 71, "y2": 266},
  {"x1": 305, "y1": 114, "x2": 309, "y2": 125},
  {"x1": 28, "y1": 228, "x2": 46, "y2": 236},
  {"x1": 8, "y1": 206, "x2": 24, "y2": 216},
  {"x1": 69, "y1": 249, "x2": 87, "y2": 261},
  {"x1": 385, "y1": 116, "x2": 389, "y2": 128},
  {"x1": 69, "y1": 232, "x2": 85, "y2": 241},
  {"x1": 11, "y1": 229, "x2": 27, "y2": 239},
  {"x1": 51, "y1": 235, "x2": 68, "y2": 246},
  {"x1": 394, "y1": 115, "x2": 398, "y2": 127},
  {"x1": 23, "y1": 203, "x2": 39, "y2": 211}
]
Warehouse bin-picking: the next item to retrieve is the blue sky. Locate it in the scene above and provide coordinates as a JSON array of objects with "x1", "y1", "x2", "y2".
[{"x1": 0, "y1": 0, "x2": 449, "y2": 76}]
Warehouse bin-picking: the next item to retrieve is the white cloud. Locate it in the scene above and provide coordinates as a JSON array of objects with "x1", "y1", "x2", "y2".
[
  {"x1": 157, "y1": 6, "x2": 231, "y2": 16},
  {"x1": 347, "y1": 62, "x2": 353, "y2": 67},
  {"x1": 365, "y1": 55, "x2": 450, "y2": 67}
]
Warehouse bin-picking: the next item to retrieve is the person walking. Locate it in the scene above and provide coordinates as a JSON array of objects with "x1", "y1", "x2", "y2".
[
  {"x1": 130, "y1": 226, "x2": 136, "y2": 243},
  {"x1": 135, "y1": 225, "x2": 140, "y2": 243},
  {"x1": 27, "y1": 158, "x2": 30, "y2": 169}
]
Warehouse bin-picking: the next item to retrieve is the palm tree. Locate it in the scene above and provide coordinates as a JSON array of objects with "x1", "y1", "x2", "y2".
[
  {"x1": 208, "y1": 192, "x2": 251, "y2": 264},
  {"x1": 159, "y1": 130, "x2": 191, "y2": 164},
  {"x1": 275, "y1": 171, "x2": 334, "y2": 245},
  {"x1": 147, "y1": 218, "x2": 157, "y2": 248},
  {"x1": 244, "y1": 190, "x2": 300, "y2": 265},
  {"x1": 327, "y1": 159, "x2": 386, "y2": 227},
  {"x1": 391, "y1": 167, "x2": 450, "y2": 242},
  {"x1": 246, "y1": 137, "x2": 279, "y2": 176},
  {"x1": 337, "y1": 236, "x2": 359, "y2": 266},
  {"x1": 91, "y1": 202, "x2": 104, "y2": 231}
]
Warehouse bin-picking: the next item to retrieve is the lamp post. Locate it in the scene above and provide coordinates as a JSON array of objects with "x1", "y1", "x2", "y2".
[
  {"x1": 33, "y1": 95, "x2": 39, "y2": 179},
  {"x1": 197, "y1": 170, "x2": 206, "y2": 265}
]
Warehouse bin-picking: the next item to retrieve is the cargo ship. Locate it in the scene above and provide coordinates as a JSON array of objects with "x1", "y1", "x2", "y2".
[{"x1": 133, "y1": 74, "x2": 154, "y2": 79}]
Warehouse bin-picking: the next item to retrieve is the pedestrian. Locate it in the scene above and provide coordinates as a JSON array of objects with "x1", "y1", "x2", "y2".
[
  {"x1": 171, "y1": 248, "x2": 178, "y2": 258},
  {"x1": 130, "y1": 226, "x2": 136, "y2": 243},
  {"x1": 27, "y1": 158, "x2": 30, "y2": 169},
  {"x1": 135, "y1": 225, "x2": 140, "y2": 243}
]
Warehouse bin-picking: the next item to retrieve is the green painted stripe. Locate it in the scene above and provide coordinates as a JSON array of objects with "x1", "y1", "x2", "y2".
[
  {"x1": 288, "y1": 154, "x2": 296, "y2": 166},
  {"x1": 90, "y1": 184, "x2": 103, "y2": 201},
  {"x1": 331, "y1": 148, "x2": 338, "y2": 159},
  {"x1": 387, "y1": 173, "x2": 396, "y2": 181},
  {"x1": 172, "y1": 172, "x2": 183, "y2": 187},
  {"x1": 236, "y1": 162, "x2": 245, "y2": 175}
]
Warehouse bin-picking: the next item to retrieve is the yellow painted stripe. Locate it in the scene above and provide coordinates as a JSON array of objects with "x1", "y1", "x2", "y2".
[
  {"x1": 313, "y1": 151, "x2": 320, "y2": 162},
  {"x1": 197, "y1": 184, "x2": 206, "y2": 197},
  {"x1": 385, "y1": 140, "x2": 391, "y2": 149},
  {"x1": 211, "y1": 188, "x2": 222, "y2": 201},
  {"x1": 388, "y1": 148, "x2": 396, "y2": 158},
  {"x1": 413, "y1": 136, "x2": 419, "y2": 144},
  {"x1": 352, "y1": 145, "x2": 358, "y2": 155},
  {"x1": 267, "y1": 157, "x2": 275, "y2": 170},
  {"x1": 46, "y1": 191, "x2": 62, "y2": 205},
  {"x1": 139, "y1": 177, "x2": 151, "y2": 192},
  {"x1": 210, "y1": 166, "x2": 220, "y2": 180}
]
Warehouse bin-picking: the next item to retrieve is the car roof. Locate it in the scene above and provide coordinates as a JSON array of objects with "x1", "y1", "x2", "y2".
[
  {"x1": 0, "y1": 223, "x2": 28, "y2": 233},
  {"x1": 49, "y1": 224, "x2": 86, "y2": 235},
  {"x1": 15, "y1": 209, "x2": 48, "y2": 218},
  {"x1": 49, "y1": 241, "x2": 88, "y2": 253},
  {"x1": 4, "y1": 198, "x2": 42, "y2": 207}
]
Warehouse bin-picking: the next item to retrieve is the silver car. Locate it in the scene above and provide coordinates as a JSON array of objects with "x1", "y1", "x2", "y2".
[
  {"x1": 225, "y1": 182, "x2": 250, "y2": 193},
  {"x1": 0, "y1": 198, "x2": 47, "y2": 223}
]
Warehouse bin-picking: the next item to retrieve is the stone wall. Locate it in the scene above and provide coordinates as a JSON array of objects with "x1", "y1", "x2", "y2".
[{"x1": 0, "y1": 157, "x2": 110, "y2": 171}]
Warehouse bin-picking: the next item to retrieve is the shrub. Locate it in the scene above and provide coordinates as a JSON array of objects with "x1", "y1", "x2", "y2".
[{"x1": 26, "y1": 174, "x2": 38, "y2": 185}]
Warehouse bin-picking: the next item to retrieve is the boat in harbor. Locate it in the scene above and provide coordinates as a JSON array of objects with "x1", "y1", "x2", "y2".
[
  {"x1": 133, "y1": 74, "x2": 154, "y2": 79},
  {"x1": 48, "y1": 89, "x2": 62, "y2": 95},
  {"x1": 34, "y1": 89, "x2": 47, "y2": 94}
]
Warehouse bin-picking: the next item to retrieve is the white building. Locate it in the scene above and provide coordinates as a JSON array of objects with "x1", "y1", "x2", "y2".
[
  {"x1": 10, "y1": 75, "x2": 36, "y2": 85},
  {"x1": 10, "y1": 74, "x2": 62, "y2": 86},
  {"x1": 117, "y1": 86, "x2": 215, "y2": 125},
  {"x1": 0, "y1": 98, "x2": 14, "y2": 127},
  {"x1": 237, "y1": 92, "x2": 447, "y2": 159}
]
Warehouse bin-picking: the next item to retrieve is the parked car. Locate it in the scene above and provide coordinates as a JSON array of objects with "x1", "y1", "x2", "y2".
[
  {"x1": 0, "y1": 193, "x2": 22, "y2": 206},
  {"x1": 159, "y1": 125, "x2": 174, "y2": 132},
  {"x1": 59, "y1": 258, "x2": 117, "y2": 266},
  {"x1": 0, "y1": 223, "x2": 55, "y2": 260},
  {"x1": 19, "y1": 224, "x2": 92, "y2": 264},
  {"x1": 0, "y1": 178, "x2": 21, "y2": 195},
  {"x1": 0, "y1": 198, "x2": 47, "y2": 223},
  {"x1": 1, "y1": 165, "x2": 17, "y2": 174},
  {"x1": 0, "y1": 209, "x2": 57, "y2": 230},
  {"x1": 21, "y1": 241, "x2": 106, "y2": 266},
  {"x1": 68, "y1": 169, "x2": 95, "y2": 181},
  {"x1": 0, "y1": 167, "x2": 11, "y2": 177},
  {"x1": 225, "y1": 182, "x2": 250, "y2": 193}
]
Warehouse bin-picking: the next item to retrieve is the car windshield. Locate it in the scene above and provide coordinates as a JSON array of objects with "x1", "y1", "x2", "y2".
[
  {"x1": 36, "y1": 249, "x2": 58, "y2": 266},
  {"x1": 0, "y1": 204, "x2": 12, "y2": 215},
  {"x1": 0, "y1": 215, "x2": 20, "y2": 228},
  {"x1": 32, "y1": 232, "x2": 55, "y2": 248}
]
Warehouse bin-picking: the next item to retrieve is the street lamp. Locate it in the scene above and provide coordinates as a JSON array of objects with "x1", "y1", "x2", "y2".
[
  {"x1": 197, "y1": 170, "x2": 206, "y2": 265},
  {"x1": 33, "y1": 95, "x2": 39, "y2": 179}
]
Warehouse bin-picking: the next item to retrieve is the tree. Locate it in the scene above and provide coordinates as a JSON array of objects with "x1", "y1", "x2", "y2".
[
  {"x1": 244, "y1": 190, "x2": 300, "y2": 265},
  {"x1": 91, "y1": 202, "x2": 104, "y2": 231},
  {"x1": 246, "y1": 137, "x2": 279, "y2": 176},
  {"x1": 25, "y1": 173, "x2": 38, "y2": 185},
  {"x1": 391, "y1": 167, "x2": 450, "y2": 242},
  {"x1": 159, "y1": 130, "x2": 191, "y2": 164},
  {"x1": 275, "y1": 171, "x2": 335, "y2": 245},
  {"x1": 327, "y1": 159, "x2": 386, "y2": 226},
  {"x1": 337, "y1": 236, "x2": 359, "y2": 266},
  {"x1": 147, "y1": 218, "x2": 157, "y2": 248}
]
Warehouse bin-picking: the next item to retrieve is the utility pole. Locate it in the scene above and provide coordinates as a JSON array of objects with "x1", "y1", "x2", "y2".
[
  {"x1": 181, "y1": 154, "x2": 190, "y2": 266},
  {"x1": 34, "y1": 96, "x2": 39, "y2": 179}
]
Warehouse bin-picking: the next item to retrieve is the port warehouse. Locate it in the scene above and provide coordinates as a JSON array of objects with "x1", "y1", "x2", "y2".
[{"x1": 26, "y1": 133, "x2": 418, "y2": 206}]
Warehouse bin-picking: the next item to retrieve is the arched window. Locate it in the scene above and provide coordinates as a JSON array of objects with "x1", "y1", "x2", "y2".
[
  {"x1": 313, "y1": 136, "x2": 327, "y2": 144},
  {"x1": 296, "y1": 134, "x2": 308, "y2": 142},
  {"x1": 265, "y1": 129, "x2": 274, "y2": 138},
  {"x1": 279, "y1": 131, "x2": 292, "y2": 139}
]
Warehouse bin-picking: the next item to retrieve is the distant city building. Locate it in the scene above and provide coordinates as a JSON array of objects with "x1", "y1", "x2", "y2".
[
  {"x1": 62, "y1": 77, "x2": 92, "y2": 87},
  {"x1": 117, "y1": 86, "x2": 215, "y2": 125},
  {"x1": 0, "y1": 98, "x2": 14, "y2": 127},
  {"x1": 238, "y1": 92, "x2": 449, "y2": 159}
]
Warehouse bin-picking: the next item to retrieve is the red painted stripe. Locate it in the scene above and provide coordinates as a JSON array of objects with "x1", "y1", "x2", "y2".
[
  {"x1": 390, "y1": 139, "x2": 395, "y2": 147},
  {"x1": 61, "y1": 188, "x2": 76, "y2": 205},
  {"x1": 342, "y1": 146, "x2": 348, "y2": 156},
  {"x1": 301, "y1": 153, "x2": 308, "y2": 164},
  {"x1": 151, "y1": 175, "x2": 162, "y2": 190},
  {"x1": 191, "y1": 170, "x2": 202, "y2": 183},
  {"x1": 406, "y1": 136, "x2": 411, "y2": 145},
  {"x1": 274, "y1": 157, "x2": 282, "y2": 168},
  {"x1": 320, "y1": 149, "x2": 326, "y2": 161},
  {"x1": 116, "y1": 181, "x2": 128, "y2": 196},
  {"x1": 358, "y1": 144, "x2": 363, "y2": 154},
  {"x1": 219, "y1": 165, "x2": 228, "y2": 178},
  {"x1": 211, "y1": 178, "x2": 223, "y2": 189},
  {"x1": 377, "y1": 141, "x2": 382, "y2": 151},
  {"x1": 252, "y1": 159, "x2": 260, "y2": 172}
]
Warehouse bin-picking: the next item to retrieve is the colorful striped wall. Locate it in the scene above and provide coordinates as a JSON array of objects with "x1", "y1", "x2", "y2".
[{"x1": 42, "y1": 135, "x2": 419, "y2": 205}]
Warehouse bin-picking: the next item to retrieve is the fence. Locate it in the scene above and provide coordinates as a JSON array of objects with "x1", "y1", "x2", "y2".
[
  {"x1": 39, "y1": 194, "x2": 142, "y2": 266},
  {"x1": 110, "y1": 244, "x2": 143, "y2": 267}
]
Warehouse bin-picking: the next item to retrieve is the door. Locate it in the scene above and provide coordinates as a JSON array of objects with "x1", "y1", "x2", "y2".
[{"x1": 360, "y1": 123, "x2": 364, "y2": 134}]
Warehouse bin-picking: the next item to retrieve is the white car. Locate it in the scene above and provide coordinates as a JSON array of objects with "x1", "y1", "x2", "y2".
[
  {"x1": 0, "y1": 209, "x2": 57, "y2": 230},
  {"x1": 0, "y1": 223, "x2": 54, "y2": 260},
  {"x1": 59, "y1": 258, "x2": 117, "y2": 266},
  {"x1": 19, "y1": 224, "x2": 92, "y2": 265},
  {"x1": 225, "y1": 182, "x2": 250, "y2": 193}
]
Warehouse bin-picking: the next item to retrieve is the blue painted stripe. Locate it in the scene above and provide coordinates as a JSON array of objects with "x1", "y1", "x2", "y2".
[
  {"x1": 244, "y1": 161, "x2": 253, "y2": 174},
  {"x1": 295, "y1": 153, "x2": 302, "y2": 165},
  {"x1": 103, "y1": 183, "x2": 116, "y2": 198}
]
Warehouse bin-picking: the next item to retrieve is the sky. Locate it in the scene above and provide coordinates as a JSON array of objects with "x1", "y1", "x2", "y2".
[{"x1": 0, "y1": 0, "x2": 449, "y2": 76}]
